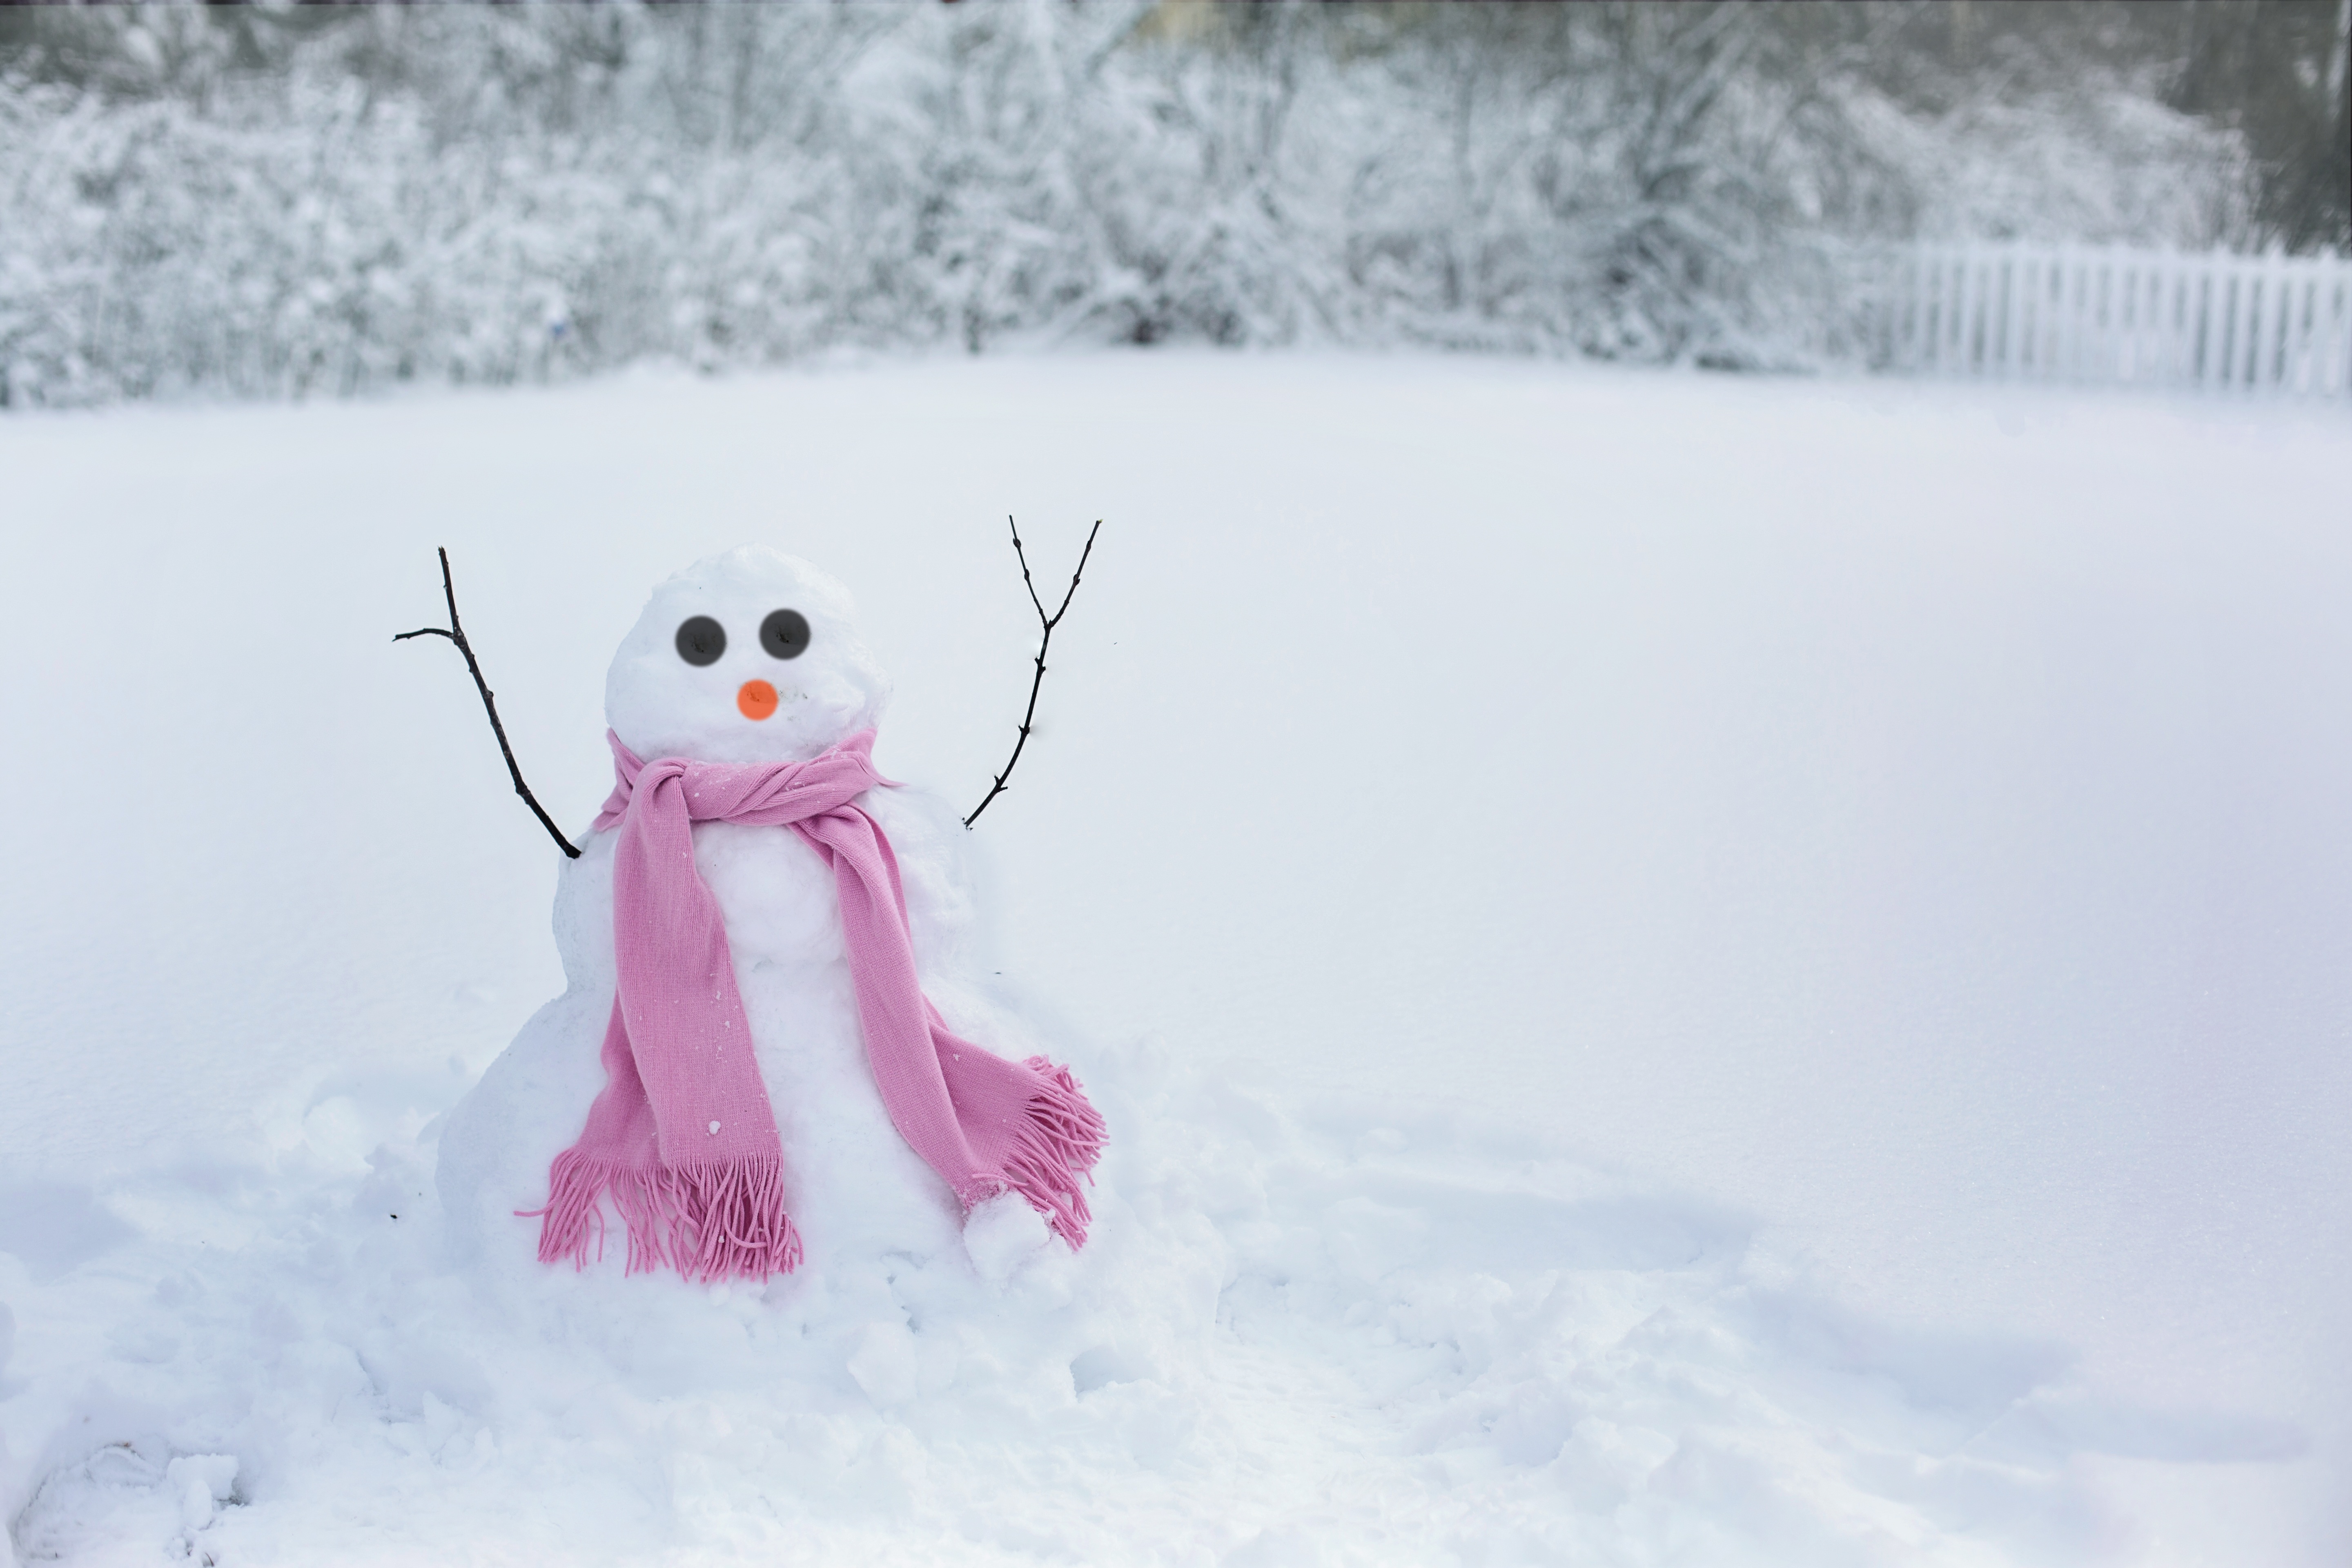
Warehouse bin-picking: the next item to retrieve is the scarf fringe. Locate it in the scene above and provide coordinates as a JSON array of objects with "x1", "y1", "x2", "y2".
[
  {"x1": 996, "y1": 1057, "x2": 1108, "y2": 1248},
  {"x1": 530, "y1": 1149, "x2": 802, "y2": 1282}
]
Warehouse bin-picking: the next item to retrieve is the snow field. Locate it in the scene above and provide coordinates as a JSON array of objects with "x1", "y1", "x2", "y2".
[{"x1": 1, "y1": 352, "x2": 2348, "y2": 1563}]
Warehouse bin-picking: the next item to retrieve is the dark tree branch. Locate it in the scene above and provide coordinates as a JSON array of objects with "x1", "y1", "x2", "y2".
[
  {"x1": 395, "y1": 547, "x2": 581, "y2": 859},
  {"x1": 966, "y1": 516, "x2": 1102, "y2": 829}
]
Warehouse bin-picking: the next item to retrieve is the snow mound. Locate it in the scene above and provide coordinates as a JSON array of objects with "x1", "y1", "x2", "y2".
[{"x1": 3, "y1": 1038, "x2": 2253, "y2": 1567}]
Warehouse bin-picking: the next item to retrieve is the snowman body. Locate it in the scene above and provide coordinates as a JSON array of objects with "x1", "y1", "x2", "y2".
[{"x1": 438, "y1": 547, "x2": 1025, "y2": 1279}]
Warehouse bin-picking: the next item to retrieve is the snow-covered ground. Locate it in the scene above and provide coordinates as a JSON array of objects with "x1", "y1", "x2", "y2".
[{"x1": 1, "y1": 352, "x2": 2346, "y2": 1565}]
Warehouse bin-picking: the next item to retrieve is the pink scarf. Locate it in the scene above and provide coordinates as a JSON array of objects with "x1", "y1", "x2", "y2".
[{"x1": 532, "y1": 729, "x2": 1104, "y2": 1281}]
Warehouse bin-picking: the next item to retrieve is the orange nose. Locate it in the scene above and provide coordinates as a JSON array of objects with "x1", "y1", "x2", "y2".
[{"x1": 737, "y1": 679, "x2": 778, "y2": 721}]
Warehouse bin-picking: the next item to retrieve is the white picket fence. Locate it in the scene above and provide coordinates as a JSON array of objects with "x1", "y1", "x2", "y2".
[{"x1": 1879, "y1": 243, "x2": 2352, "y2": 398}]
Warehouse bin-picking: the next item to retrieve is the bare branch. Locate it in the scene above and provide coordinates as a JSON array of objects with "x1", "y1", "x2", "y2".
[
  {"x1": 1049, "y1": 518, "x2": 1100, "y2": 626},
  {"x1": 396, "y1": 548, "x2": 581, "y2": 860},
  {"x1": 1011, "y1": 514, "x2": 1050, "y2": 623},
  {"x1": 966, "y1": 517, "x2": 1103, "y2": 829}
]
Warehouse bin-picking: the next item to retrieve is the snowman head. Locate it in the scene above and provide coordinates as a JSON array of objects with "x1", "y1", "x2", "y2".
[{"x1": 605, "y1": 546, "x2": 890, "y2": 765}]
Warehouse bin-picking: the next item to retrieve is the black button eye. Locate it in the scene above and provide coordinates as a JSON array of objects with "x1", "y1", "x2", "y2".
[
  {"x1": 760, "y1": 609, "x2": 811, "y2": 661},
  {"x1": 675, "y1": 616, "x2": 726, "y2": 666}
]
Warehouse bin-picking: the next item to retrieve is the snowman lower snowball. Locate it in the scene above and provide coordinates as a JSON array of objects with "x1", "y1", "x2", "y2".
[{"x1": 437, "y1": 546, "x2": 1103, "y2": 1286}]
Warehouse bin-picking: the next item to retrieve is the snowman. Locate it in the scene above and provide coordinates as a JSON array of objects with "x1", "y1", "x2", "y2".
[{"x1": 436, "y1": 546, "x2": 1102, "y2": 1285}]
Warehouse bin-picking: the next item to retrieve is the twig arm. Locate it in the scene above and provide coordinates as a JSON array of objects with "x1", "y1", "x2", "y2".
[
  {"x1": 966, "y1": 517, "x2": 1101, "y2": 829},
  {"x1": 397, "y1": 548, "x2": 582, "y2": 860}
]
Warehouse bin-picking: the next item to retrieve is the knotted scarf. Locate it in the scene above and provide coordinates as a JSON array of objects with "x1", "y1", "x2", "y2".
[{"x1": 532, "y1": 728, "x2": 1105, "y2": 1282}]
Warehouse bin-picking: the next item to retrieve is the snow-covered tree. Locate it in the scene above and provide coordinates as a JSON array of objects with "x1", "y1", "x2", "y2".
[{"x1": 0, "y1": 0, "x2": 2260, "y2": 407}]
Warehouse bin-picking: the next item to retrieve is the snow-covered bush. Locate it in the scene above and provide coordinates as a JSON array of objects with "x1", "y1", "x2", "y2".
[{"x1": 0, "y1": 0, "x2": 2252, "y2": 407}]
